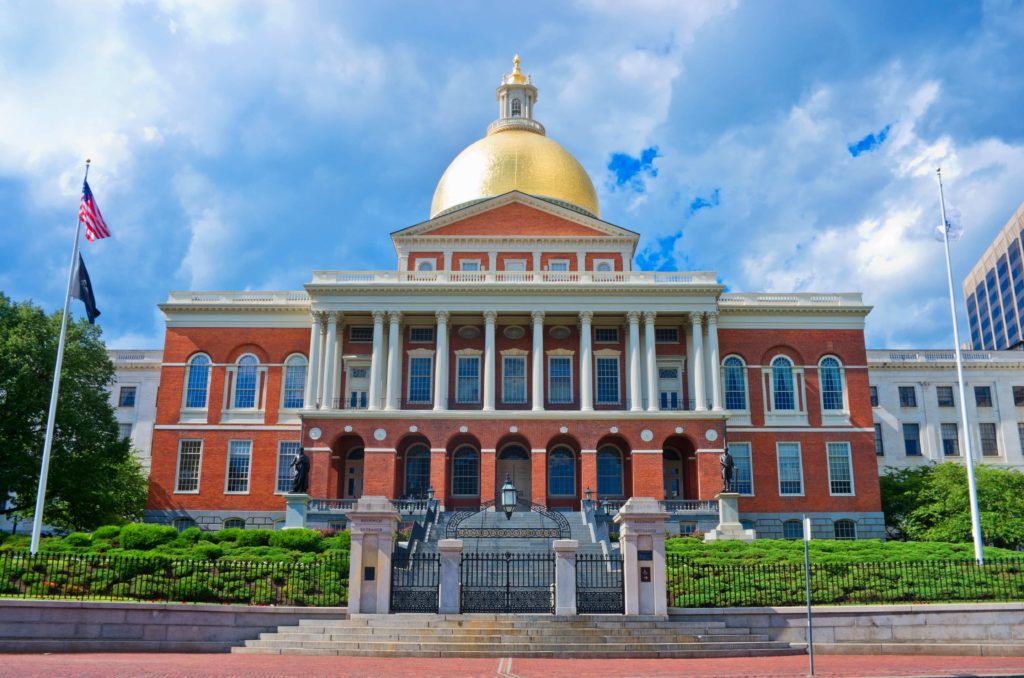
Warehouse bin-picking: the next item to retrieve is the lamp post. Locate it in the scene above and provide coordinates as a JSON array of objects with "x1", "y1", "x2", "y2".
[
  {"x1": 427, "y1": 486, "x2": 435, "y2": 502},
  {"x1": 936, "y1": 167, "x2": 984, "y2": 564},
  {"x1": 501, "y1": 475, "x2": 518, "y2": 520}
]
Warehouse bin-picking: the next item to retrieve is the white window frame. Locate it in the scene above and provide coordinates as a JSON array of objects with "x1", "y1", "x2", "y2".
[
  {"x1": 344, "y1": 360, "x2": 371, "y2": 410},
  {"x1": 826, "y1": 442, "x2": 855, "y2": 496},
  {"x1": 594, "y1": 327, "x2": 619, "y2": 343},
  {"x1": 349, "y1": 326, "x2": 373, "y2": 343},
  {"x1": 936, "y1": 385, "x2": 956, "y2": 408},
  {"x1": 902, "y1": 422, "x2": 922, "y2": 456},
  {"x1": 547, "y1": 354, "x2": 574, "y2": 404},
  {"x1": 181, "y1": 353, "x2": 212, "y2": 420},
  {"x1": 460, "y1": 259, "x2": 481, "y2": 272},
  {"x1": 118, "y1": 385, "x2": 137, "y2": 408},
  {"x1": 548, "y1": 259, "x2": 570, "y2": 272},
  {"x1": 654, "y1": 327, "x2": 679, "y2": 344},
  {"x1": 275, "y1": 441, "x2": 301, "y2": 494},
  {"x1": 940, "y1": 422, "x2": 960, "y2": 457},
  {"x1": 593, "y1": 258, "x2": 615, "y2": 273},
  {"x1": 279, "y1": 353, "x2": 307, "y2": 411},
  {"x1": 501, "y1": 354, "x2": 527, "y2": 405},
  {"x1": 833, "y1": 519, "x2": 857, "y2": 540},
  {"x1": 226, "y1": 353, "x2": 265, "y2": 415},
  {"x1": 451, "y1": 446, "x2": 480, "y2": 497},
  {"x1": 409, "y1": 326, "x2": 435, "y2": 343},
  {"x1": 174, "y1": 439, "x2": 203, "y2": 494},
  {"x1": 594, "y1": 353, "x2": 621, "y2": 405},
  {"x1": 898, "y1": 385, "x2": 918, "y2": 408},
  {"x1": 415, "y1": 258, "x2": 437, "y2": 272},
  {"x1": 224, "y1": 440, "x2": 253, "y2": 495},
  {"x1": 455, "y1": 354, "x2": 482, "y2": 404},
  {"x1": 656, "y1": 360, "x2": 684, "y2": 411},
  {"x1": 818, "y1": 356, "x2": 848, "y2": 417},
  {"x1": 763, "y1": 355, "x2": 807, "y2": 425},
  {"x1": 722, "y1": 355, "x2": 749, "y2": 413},
  {"x1": 504, "y1": 259, "x2": 527, "y2": 272},
  {"x1": 979, "y1": 422, "x2": 1000, "y2": 456},
  {"x1": 407, "y1": 352, "x2": 434, "y2": 404},
  {"x1": 729, "y1": 442, "x2": 754, "y2": 496},
  {"x1": 776, "y1": 442, "x2": 804, "y2": 497}
]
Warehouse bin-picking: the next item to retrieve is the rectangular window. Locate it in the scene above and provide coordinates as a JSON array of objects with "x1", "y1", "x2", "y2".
[
  {"x1": 225, "y1": 440, "x2": 252, "y2": 493},
  {"x1": 460, "y1": 260, "x2": 481, "y2": 271},
  {"x1": 594, "y1": 327, "x2": 619, "y2": 343},
  {"x1": 502, "y1": 355, "x2": 527, "y2": 404},
  {"x1": 827, "y1": 442, "x2": 854, "y2": 495},
  {"x1": 349, "y1": 326, "x2": 373, "y2": 342},
  {"x1": 407, "y1": 356, "x2": 433, "y2": 404},
  {"x1": 730, "y1": 443, "x2": 753, "y2": 495},
  {"x1": 898, "y1": 386, "x2": 917, "y2": 407},
  {"x1": 548, "y1": 260, "x2": 570, "y2": 272},
  {"x1": 874, "y1": 423, "x2": 884, "y2": 456},
  {"x1": 980, "y1": 422, "x2": 999, "y2": 456},
  {"x1": 776, "y1": 443, "x2": 803, "y2": 496},
  {"x1": 869, "y1": 386, "x2": 878, "y2": 407},
  {"x1": 118, "y1": 423, "x2": 133, "y2": 441},
  {"x1": 1014, "y1": 386, "x2": 1024, "y2": 406},
  {"x1": 548, "y1": 356, "x2": 573, "y2": 403},
  {"x1": 902, "y1": 423, "x2": 921, "y2": 456},
  {"x1": 276, "y1": 441, "x2": 301, "y2": 493},
  {"x1": 456, "y1": 356, "x2": 481, "y2": 404},
  {"x1": 936, "y1": 386, "x2": 955, "y2": 408},
  {"x1": 118, "y1": 386, "x2": 137, "y2": 407},
  {"x1": 975, "y1": 386, "x2": 993, "y2": 408},
  {"x1": 505, "y1": 259, "x2": 527, "y2": 272},
  {"x1": 655, "y1": 327, "x2": 679, "y2": 343},
  {"x1": 409, "y1": 327, "x2": 434, "y2": 343},
  {"x1": 175, "y1": 440, "x2": 202, "y2": 493},
  {"x1": 1018, "y1": 423, "x2": 1024, "y2": 455},
  {"x1": 941, "y1": 423, "x2": 960, "y2": 456},
  {"x1": 595, "y1": 356, "x2": 620, "y2": 404}
]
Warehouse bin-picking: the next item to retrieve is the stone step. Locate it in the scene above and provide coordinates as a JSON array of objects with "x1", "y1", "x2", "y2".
[
  {"x1": 244, "y1": 638, "x2": 792, "y2": 652},
  {"x1": 812, "y1": 642, "x2": 1024, "y2": 658},
  {"x1": 1, "y1": 639, "x2": 229, "y2": 653},
  {"x1": 275, "y1": 626, "x2": 751, "y2": 638},
  {"x1": 233, "y1": 645, "x2": 802, "y2": 659},
  {"x1": 302, "y1": 619, "x2": 723, "y2": 630},
  {"x1": 260, "y1": 632, "x2": 768, "y2": 644}
]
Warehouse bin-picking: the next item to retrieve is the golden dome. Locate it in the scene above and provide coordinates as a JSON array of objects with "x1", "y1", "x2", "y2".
[{"x1": 430, "y1": 128, "x2": 600, "y2": 218}]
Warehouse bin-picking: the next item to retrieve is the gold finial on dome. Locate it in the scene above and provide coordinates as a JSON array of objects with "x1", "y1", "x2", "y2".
[{"x1": 507, "y1": 53, "x2": 528, "y2": 84}]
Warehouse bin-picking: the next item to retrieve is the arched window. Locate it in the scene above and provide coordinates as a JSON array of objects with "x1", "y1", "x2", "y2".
[
  {"x1": 548, "y1": 447, "x2": 576, "y2": 496},
  {"x1": 185, "y1": 354, "x2": 211, "y2": 409},
  {"x1": 596, "y1": 446, "x2": 623, "y2": 497},
  {"x1": 819, "y1": 357, "x2": 845, "y2": 411},
  {"x1": 596, "y1": 261, "x2": 613, "y2": 272},
  {"x1": 782, "y1": 519, "x2": 803, "y2": 540},
  {"x1": 282, "y1": 355, "x2": 307, "y2": 409},
  {"x1": 405, "y1": 444, "x2": 431, "y2": 497},
  {"x1": 416, "y1": 260, "x2": 435, "y2": 272},
  {"x1": 771, "y1": 356, "x2": 795, "y2": 411},
  {"x1": 834, "y1": 519, "x2": 857, "y2": 540},
  {"x1": 452, "y1": 446, "x2": 479, "y2": 496},
  {"x1": 234, "y1": 355, "x2": 259, "y2": 409},
  {"x1": 723, "y1": 356, "x2": 747, "y2": 410},
  {"x1": 172, "y1": 517, "x2": 196, "y2": 533},
  {"x1": 223, "y1": 518, "x2": 246, "y2": 530},
  {"x1": 510, "y1": 98, "x2": 522, "y2": 117}
]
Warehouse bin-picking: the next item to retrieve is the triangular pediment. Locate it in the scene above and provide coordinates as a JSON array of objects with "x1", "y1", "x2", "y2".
[{"x1": 391, "y1": 192, "x2": 639, "y2": 241}]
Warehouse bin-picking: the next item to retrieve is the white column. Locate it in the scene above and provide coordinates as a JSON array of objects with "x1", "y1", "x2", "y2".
[
  {"x1": 532, "y1": 310, "x2": 545, "y2": 411},
  {"x1": 643, "y1": 311, "x2": 658, "y2": 412},
  {"x1": 624, "y1": 318, "x2": 633, "y2": 408},
  {"x1": 691, "y1": 313, "x2": 706, "y2": 411},
  {"x1": 627, "y1": 311, "x2": 642, "y2": 412},
  {"x1": 487, "y1": 251, "x2": 497, "y2": 282},
  {"x1": 685, "y1": 321, "x2": 695, "y2": 409},
  {"x1": 433, "y1": 311, "x2": 449, "y2": 411},
  {"x1": 707, "y1": 311, "x2": 723, "y2": 411},
  {"x1": 368, "y1": 311, "x2": 385, "y2": 411},
  {"x1": 321, "y1": 313, "x2": 338, "y2": 410},
  {"x1": 305, "y1": 313, "x2": 323, "y2": 409},
  {"x1": 437, "y1": 539, "x2": 463, "y2": 614},
  {"x1": 483, "y1": 310, "x2": 497, "y2": 411},
  {"x1": 333, "y1": 316, "x2": 345, "y2": 406},
  {"x1": 553, "y1": 539, "x2": 579, "y2": 615},
  {"x1": 385, "y1": 311, "x2": 402, "y2": 411},
  {"x1": 579, "y1": 311, "x2": 593, "y2": 411}
]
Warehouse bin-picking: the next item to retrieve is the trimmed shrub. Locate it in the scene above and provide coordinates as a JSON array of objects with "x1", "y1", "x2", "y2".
[
  {"x1": 212, "y1": 528, "x2": 245, "y2": 544},
  {"x1": 119, "y1": 523, "x2": 178, "y2": 551},
  {"x1": 268, "y1": 528, "x2": 324, "y2": 553},
  {"x1": 175, "y1": 527, "x2": 202, "y2": 544},
  {"x1": 192, "y1": 542, "x2": 223, "y2": 560},
  {"x1": 323, "y1": 531, "x2": 350, "y2": 551},
  {"x1": 62, "y1": 532, "x2": 92, "y2": 547},
  {"x1": 235, "y1": 529, "x2": 273, "y2": 547},
  {"x1": 92, "y1": 525, "x2": 121, "y2": 540}
]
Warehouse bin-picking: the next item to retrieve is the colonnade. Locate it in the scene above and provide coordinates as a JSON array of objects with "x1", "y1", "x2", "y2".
[{"x1": 304, "y1": 310, "x2": 724, "y2": 412}]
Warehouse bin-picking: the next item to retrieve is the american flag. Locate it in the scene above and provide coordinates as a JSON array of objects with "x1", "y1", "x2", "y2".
[{"x1": 79, "y1": 180, "x2": 111, "y2": 242}]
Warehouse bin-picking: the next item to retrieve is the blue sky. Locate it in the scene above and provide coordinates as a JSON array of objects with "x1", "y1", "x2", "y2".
[{"x1": 2, "y1": 1, "x2": 1024, "y2": 349}]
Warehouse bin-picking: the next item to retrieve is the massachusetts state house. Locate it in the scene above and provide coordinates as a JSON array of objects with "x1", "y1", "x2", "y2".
[{"x1": 146, "y1": 58, "x2": 884, "y2": 540}]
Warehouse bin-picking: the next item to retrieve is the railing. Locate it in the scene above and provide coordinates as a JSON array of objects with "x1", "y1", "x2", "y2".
[
  {"x1": 308, "y1": 498, "x2": 434, "y2": 515},
  {"x1": 661, "y1": 500, "x2": 719, "y2": 514},
  {"x1": 311, "y1": 270, "x2": 720, "y2": 286},
  {"x1": 0, "y1": 551, "x2": 348, "y2": 606},
  {"x1": 109, "y1": 350, "x2": 162, "y2": 363},
  {"x1": 870, "y1": 349, "x2": 1008, "y2": 363},
  {"x1": 719, "y1": 292, "x2": 864, "y2": 306},
  {"x1": 164, "y1": 291, "x2": 310, "y2": 305},
  {"x1": 666, "y1": 555, "x2": 1024, "y2": 608}
]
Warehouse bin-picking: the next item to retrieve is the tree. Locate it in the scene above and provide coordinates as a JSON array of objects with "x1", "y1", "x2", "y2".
[
  {"x1": 0, "y1": 293, "x2": 147, "y2": 531},
  {"x1": 881, "y1": 462, "x2": 1024, "y2": 549}
]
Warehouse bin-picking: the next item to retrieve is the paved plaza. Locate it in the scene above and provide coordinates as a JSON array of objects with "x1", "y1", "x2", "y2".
[{"x1": 2, "y1": 654, "x2": 1023, "y2": 678}]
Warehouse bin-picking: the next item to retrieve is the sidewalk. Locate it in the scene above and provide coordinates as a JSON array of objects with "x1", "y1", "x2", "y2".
[{"x1": 1, "y1": 654, "x2": 1022, "y2": 678}]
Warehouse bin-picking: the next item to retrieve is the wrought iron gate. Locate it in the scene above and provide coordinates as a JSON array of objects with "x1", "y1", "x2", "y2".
[
  {"x1": 460, "y1": 552, "x2": 555, "y2": 613},
  {"x1": 576, "y1": 553, "x2": 624, "y2": 614},
  {"x1": 390, "y1": 552, "x2": 439, "y2": 613}
]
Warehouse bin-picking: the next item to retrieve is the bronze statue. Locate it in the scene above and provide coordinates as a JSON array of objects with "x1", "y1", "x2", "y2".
[
  {"x1": 720, "y1": 449, "x2": 734, "y2": 493},
  {"x1": 290, "y1": 448, "x2": 310, "y2": 494}
]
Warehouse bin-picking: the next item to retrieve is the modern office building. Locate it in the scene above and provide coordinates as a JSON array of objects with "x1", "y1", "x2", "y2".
[
  {"x1": 963, "y1": 202, "x2": 1024, "y2": 351},
  {"x1": 868, "y1": 348, "x2": 1024, "y2": 472}
]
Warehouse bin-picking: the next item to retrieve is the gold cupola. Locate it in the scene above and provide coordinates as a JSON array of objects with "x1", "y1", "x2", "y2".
[{"x1": 429, "y1": 55, "x2": 600, "y2": 219}]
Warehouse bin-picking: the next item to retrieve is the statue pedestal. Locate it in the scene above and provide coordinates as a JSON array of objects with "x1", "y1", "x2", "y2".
[
  {"x1": 704, "y1": 492, "x2": 756, "y2": 542},
  {"x1": 283, "y1": 493, "x2": 311, "y2": 529}
]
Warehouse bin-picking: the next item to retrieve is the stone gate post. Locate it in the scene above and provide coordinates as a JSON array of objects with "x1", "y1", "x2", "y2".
[
  {"x1": 346, "y1": 496, "x2": 399, "y2": 614},
  {"x1": 437, "y1": 539, "x2": 463, "y2": 614},
  {"x1": 614, "y1": 497, "x2": 669, "y2": 616},
  {"x1": 553, "y1": 539, "x2": 578, "y2": 616}
]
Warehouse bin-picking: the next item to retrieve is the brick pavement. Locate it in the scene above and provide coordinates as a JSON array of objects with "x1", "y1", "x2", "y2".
[{"x1": 1, "y1": 654, "x2": 1023, "y2": 678}]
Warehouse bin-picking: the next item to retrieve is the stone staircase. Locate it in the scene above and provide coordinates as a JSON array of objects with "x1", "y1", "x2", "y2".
[
  {"x1": 420, "y1": 510, "x2": 607, "y2": 555},
  {"x1": 234, "y1": 613, "x2": 805, "y2": 658}
]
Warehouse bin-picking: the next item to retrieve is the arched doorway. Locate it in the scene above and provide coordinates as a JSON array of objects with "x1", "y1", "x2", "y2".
[
  {"x1": 596, "y1": 445, "x2": 625, "y2": 499},
  {"x1": 495, "y1": 444, "x2": 531, "y2": 503},
  {"x1": 662, "y1": 435, "x2": 697, "y2": 499},
  {"x1": 343, "y1": 448, "x2": 364, "y2": 499}
]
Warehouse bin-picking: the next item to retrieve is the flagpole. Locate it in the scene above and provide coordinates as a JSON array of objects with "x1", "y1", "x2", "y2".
[
  {"x1": 936, "y1": 167, "x2": 985, "y2": 564},
  {"x1": 29, "y1": 160, "x2": 90, "y2": 554}
]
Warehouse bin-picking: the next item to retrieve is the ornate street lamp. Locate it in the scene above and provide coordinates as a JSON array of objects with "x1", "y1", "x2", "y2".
[
  {"x1": 426, "y1": 486, "x2": 435, "y2": 502},
  {"x1": 501, "y1": 474, "x2": 518, "y2": 520}
]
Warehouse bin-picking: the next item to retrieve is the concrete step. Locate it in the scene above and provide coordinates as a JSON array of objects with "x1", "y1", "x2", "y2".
[
  {"x1": 812, "y1": 642, "x2": 1024, "y2": 657},
  {"x1": 275, "y1": 626, "x2": 751, "y2": 638},
  {"x1": 233, "y1": 645, "x2": 802, "y2": 659},
  {"x1": 301, "y1": 619, "x2": 725, "y2": 630},
  {"x1": 260, "y1": 632, "x2": 768, "y2": 644},
  {"x1": 1, "y1": 639, "x2": 229, "y2": 654}
]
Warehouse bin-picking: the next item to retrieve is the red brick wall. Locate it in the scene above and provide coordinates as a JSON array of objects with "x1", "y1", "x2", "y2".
[
  {"x1": 426, "y1": 203, "x2": 606, "y2": 237},
  {"x1": 585, "y1": 252, "x2": 623, "y2": 271},
  {"x1": 408, "y1": 251, "x2": 443, "y2": 270}
]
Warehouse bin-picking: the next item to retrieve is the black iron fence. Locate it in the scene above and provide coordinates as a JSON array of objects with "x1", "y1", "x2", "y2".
[
  {"x1": 667, "y1": 554, "x2": 1024, "y2": 608},
  {"x1": 461, "y1": 552, "x2": 555, "y2": 613},
  {"x1": 0, "y1": 550, "x2": 349, "y2": 606},
  {"x1": 576, "y1": 552, "x2": 624, "y2": 614},
  {"x1": 390, "y1": 552, "x2": 440, "y2": 613}
]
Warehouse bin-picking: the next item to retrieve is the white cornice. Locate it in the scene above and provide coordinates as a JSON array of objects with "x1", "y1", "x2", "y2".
[{"x1": 298, "y1": 409, "x2": 731, "y2": 422}]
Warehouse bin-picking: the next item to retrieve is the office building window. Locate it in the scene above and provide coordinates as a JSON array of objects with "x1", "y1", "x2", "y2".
[
  {"x1": 548, "y1": 356, "x2": 573, "y2": 403},
  {"x1": 941, "y1": 423, "x2": 960, "y2": 456},
  {"x1": 456, "y1": 356, "x2": 481, "y2": 403},
  {"x1": 729, "y1": 442, "x2": 753, "y2": 495},
  {"x1": 980, "y1": 423, "x2": 999, "y2": 456},
  {"x1": 936, "y1": 386, "x2": 955, "y2": 408},
  {"x1": 874, "y1": 423, "x2": 884, "y2": 456},
  {"x1": 1018, "y1": 423, "x2": 1024, "y2": 455},
  {"x1": 225, "y1": 440, "x2": 252, "y2": 493},
  {"x1": 975, "y1": 386, "x2": 993, "y2": 408},
  {"x1": 118, "y1": 423, "x2": 133, "y2": 440},
  {"x1": 595, "y1": 356, "x2": 620, "y2": 404},
  {"x1": 1014, "y1": 386, "x2": 1024, "y2": 407},
  {"x1": 776, "y1": 443, "x2": 803, "y2": 495},
  {"x1": 175, "y1": 440, "x2": 202, "y2": 493},
  {"x1": 118, "y1": 386, "x2": 137, "y2": 407},
  {"x1": 898, "y1": 386, "x2": 917, "y2": 407},
  {"x1": 902, "y1": 423, "x2": 921, "y2": 456},
  {"x1": 276, "y1": 442, "x2": 301, "y2": 493},
  {"x1": 826, "y1": 442, "x2": 854, "y2": 495},
  {"x1": 502, "y1": 355, "x2": 527, "y2": 404}
]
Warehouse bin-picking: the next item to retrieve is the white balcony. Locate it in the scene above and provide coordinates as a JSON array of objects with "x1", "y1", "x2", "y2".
[{"x1": 309, "y1": 270, "x2": 719, "y2": 286}]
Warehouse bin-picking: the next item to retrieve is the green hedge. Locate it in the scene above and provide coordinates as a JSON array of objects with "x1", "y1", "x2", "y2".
[{"x1": 665, "y1": 537, "x2": 1021, "y2": 564}]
